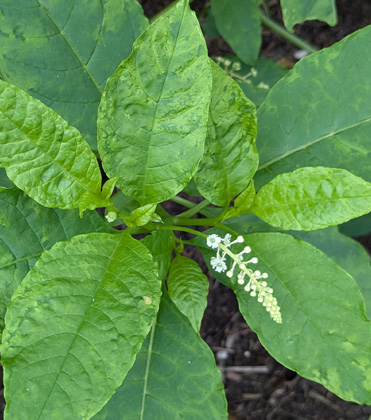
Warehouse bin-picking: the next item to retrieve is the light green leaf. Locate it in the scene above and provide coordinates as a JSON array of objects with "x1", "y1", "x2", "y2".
[
  {"x1": 197, "y1": 230, "x2": 371, "y2": 404},
  {"x1": 292, "y1": 227, "x2": 371, "y2": 320},
  {"x1": 281, "y1": 0, "x2": 337, "y2": 32},
  {"x1": 141, "y1": 230, "x2": 174, "y2": 281},
  {"x1": 252, "y1": 167, "x2": 371, "y2": 231},
  {"x1": 256, "y1": 26, "x2": 371, "y2": 189},
  {"x1": 98, "y1": 0, "x2": 212, "y2": 205},
  {"x1": 0, "y1": 80, "x2": 109, "y2": 212},
  {"x1": 194, "y1": 60, "x2": 258, "y2": 207},
  {"x1": 1, "y1": 232, "x2": 161, "y2": 419},
  {"x1": 123, "y1": 204, "x2": 158, "y2": 227},
  {"x1": 168, "y1": 255, "x2": 209, "y2": 332},
  {"x1": 211, "y1": 0, "x2": 261, "y2": 64},
  {"x1": 223, "y1": 180, "x2": 256, "y2": 220},
  {"x1": 0, "y1": 0, "x2": 148, "y2": 149},
  {"x1": 92, "y1": 289, "x2": 228, "y2": 420},
  {"x1": 0, "y1": 188, "x2": 112, "y2": 336}
]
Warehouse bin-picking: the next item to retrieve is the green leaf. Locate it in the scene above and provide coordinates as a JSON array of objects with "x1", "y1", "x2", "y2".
[
  {"x1": 223, "y1": 180, "x2": 256, "y2": 220},
  {"x1": 252, "y1": 167, "x2": 371, "y2": 231},
  {"x1": 281, "y1": 0, "x2": 337, "y2": 32},
  {"x1": 1, "y1": 232, "x2": 161, "y2": 419},
  {"x1": 98, "y1": 0, "x2": 212, "y2": 205},
  {"x1": 92, "y1": 289, "x2": 228, "y2": 420},
  {"x1": 218, "y1": 56, "x2": 288, "y2": 107},
  {"x1": 168, "y1": 255, "x2": 209, "y2": 332},
  {"x1": 255, "y1": 26, "x2": 371, "y2": 189},
  {"x1": 123, "y1": 204, "x2": 158, "y2": 227},
  {"x1": 211, "y1": 0, "x2": 261, "y2": 64},
  {"x1": 0, "y1": 0, "x2": 148, "y2": 149},
  {"x1": 194, "y1": 60, "x2": 258, "y2": 207},
  {"x1": 339, "y1": 213, "x2": 371, "y2": 237},
  {"x1": 0, "y1": 168, "x2": 13, "y2": 188},
  {"x1": 292, "y1": 227, "x2": 371, "y2": 320},
  {"x1": 141, "y1": 230, "x2": 174, "y2": 281},
  {"x1": 0, "y1": 188, "x2": 112, "y2": 336},
  {"x1": 0, "y1": 80, "x2": 108, "y2": 212},
  {"x1": 197, "y1": 230, "x2": 371, "y2": 404}
]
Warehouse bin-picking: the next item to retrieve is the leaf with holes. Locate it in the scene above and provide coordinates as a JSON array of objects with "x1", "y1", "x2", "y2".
[
  {"x1": 0, "y1": 0, "x2": 148, "y2": 148},
  {"x1": 1, "y1": 232, "x2": 161, "y2": 419},
  {"x1": 98, "y1": 0, "x2": 212, "y2": 205}
]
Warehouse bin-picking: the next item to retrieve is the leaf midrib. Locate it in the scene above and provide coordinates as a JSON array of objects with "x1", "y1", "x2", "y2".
[
  {"x1": 37, "y1": 0, "x2": 102, "y2": 95},
  {"x1": 258, "y1": 115, "x2": 371, "y2": 171}
]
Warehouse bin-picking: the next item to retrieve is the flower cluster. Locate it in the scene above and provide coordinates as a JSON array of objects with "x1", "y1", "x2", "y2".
[{"x1": 206, "y1": 234, "x2": 282, "y2": 324}]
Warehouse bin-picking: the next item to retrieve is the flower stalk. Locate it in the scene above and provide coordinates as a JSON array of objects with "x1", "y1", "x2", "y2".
[{"x1": 207, "y1": 234, "x2": 282, "y2": 323}]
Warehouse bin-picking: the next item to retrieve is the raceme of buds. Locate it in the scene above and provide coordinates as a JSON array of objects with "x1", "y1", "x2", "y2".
[{"x1": 206, "y1": 234, "x2": 282, "y2": 323}]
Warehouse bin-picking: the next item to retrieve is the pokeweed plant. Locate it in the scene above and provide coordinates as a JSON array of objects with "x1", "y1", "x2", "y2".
[{"x1": 1, "y1": 0, "x2": 371, "y2": 418}]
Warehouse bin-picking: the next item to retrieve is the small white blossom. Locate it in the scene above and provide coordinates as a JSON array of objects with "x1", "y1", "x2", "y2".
[
  {"x1": 206, "y1": 234, "x2": 282, "y2": 324},
  {"x1": 211, "y1": 256, "x2": 227, "y2": 273},
  {"x1": 207, "y1": 234, "x2": 221, "y2": 249}
]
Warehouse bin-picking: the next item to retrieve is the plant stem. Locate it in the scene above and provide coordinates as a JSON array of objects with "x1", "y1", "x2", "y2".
[
  {"x1": 170, "y1": 195, "x2": 196, "y2": 208},
  {"x1": 259, "y1": 11, "x2": 318, "y2": 54},
  {"x1": 159, "y1": 224, "x2": 208, "y2": 238},
  {"x1": 177, "y1": 199, "x2": 210, "y2": 218}
]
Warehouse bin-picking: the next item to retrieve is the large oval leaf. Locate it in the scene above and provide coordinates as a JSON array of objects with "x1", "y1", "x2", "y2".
[
  {"x1": 0, "y1": 188, "x2": 112, "y2": 336},
  {"x1": 196, "y1": 230, "x2": 371, "y2": 404},
  {"x1": 0, "y1": 0, "x2": 148, "y2": 148},
  {"x1": 211, "y1": 0, "x2": 261, "y2": 64},
  {"x1": 252, "y1": 167, "x2": 371, "y2": 231},
  {"x1": 194, "y1": 60, "x2": 258, "y2": 207},
  {"x1": 98, "y1": 0, "x2": 212, "y2": 205},
  {"x1": 93, "y1": 289, "x2": 228, "y2": 420},
  {"x1": 1, "y1": 232, "x2": 161, "y2": 419},
  {"x1": 255, "y1": 26, "x2": 371, "y2": 189},
  {"x1": 0, "y1": 80, "x2": 106, "y2": 211}
]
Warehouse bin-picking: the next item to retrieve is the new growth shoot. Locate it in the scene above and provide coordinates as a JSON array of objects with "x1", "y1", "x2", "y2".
[{"x1": 207, "y1": 234, "x2": 282, "y2": 323}]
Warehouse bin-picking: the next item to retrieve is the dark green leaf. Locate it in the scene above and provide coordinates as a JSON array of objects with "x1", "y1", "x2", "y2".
[
  {"x1": 255, "y1": 26, "x2": 371, "y2": 189},
  {"x1": 281, "y1": 0, "x2": 337, "y2": 31},
  {"x1": 168, "y1": 255, "x2": 209, "y2": 332},
  {"x1": 252, "y1": 167, "x2": 371, "y2": 231},
  {"x1": 1, "y1": 232, "x2": 161, "y2": 419},
  {"x1": 93, "y1": 289, "x2": 228, "y2": 420},
  {"x1": 211, "y1": 0, "x2": 261, "y2": 64},
  {"x1": 292, "y1": 227, "x2": 371, "y2": 320},
  {"x1": 98, "y1": 0, "x2": 212, "y2": 205},
  {"x1": 0, "y1": 188, "x2": 112, "y2": 335},
  {"x1": 0, "y1": 0, "x2": 148, "y2": 149},
  {"x1": 194, "y1": 60, "x2": 258, "y2": 207},
  {"x1": 141, "y1": 230, "x2": 174, "y2": 281},
  {"x1": 197, "y1": 230, "x2": 371, "y2": 404}
]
